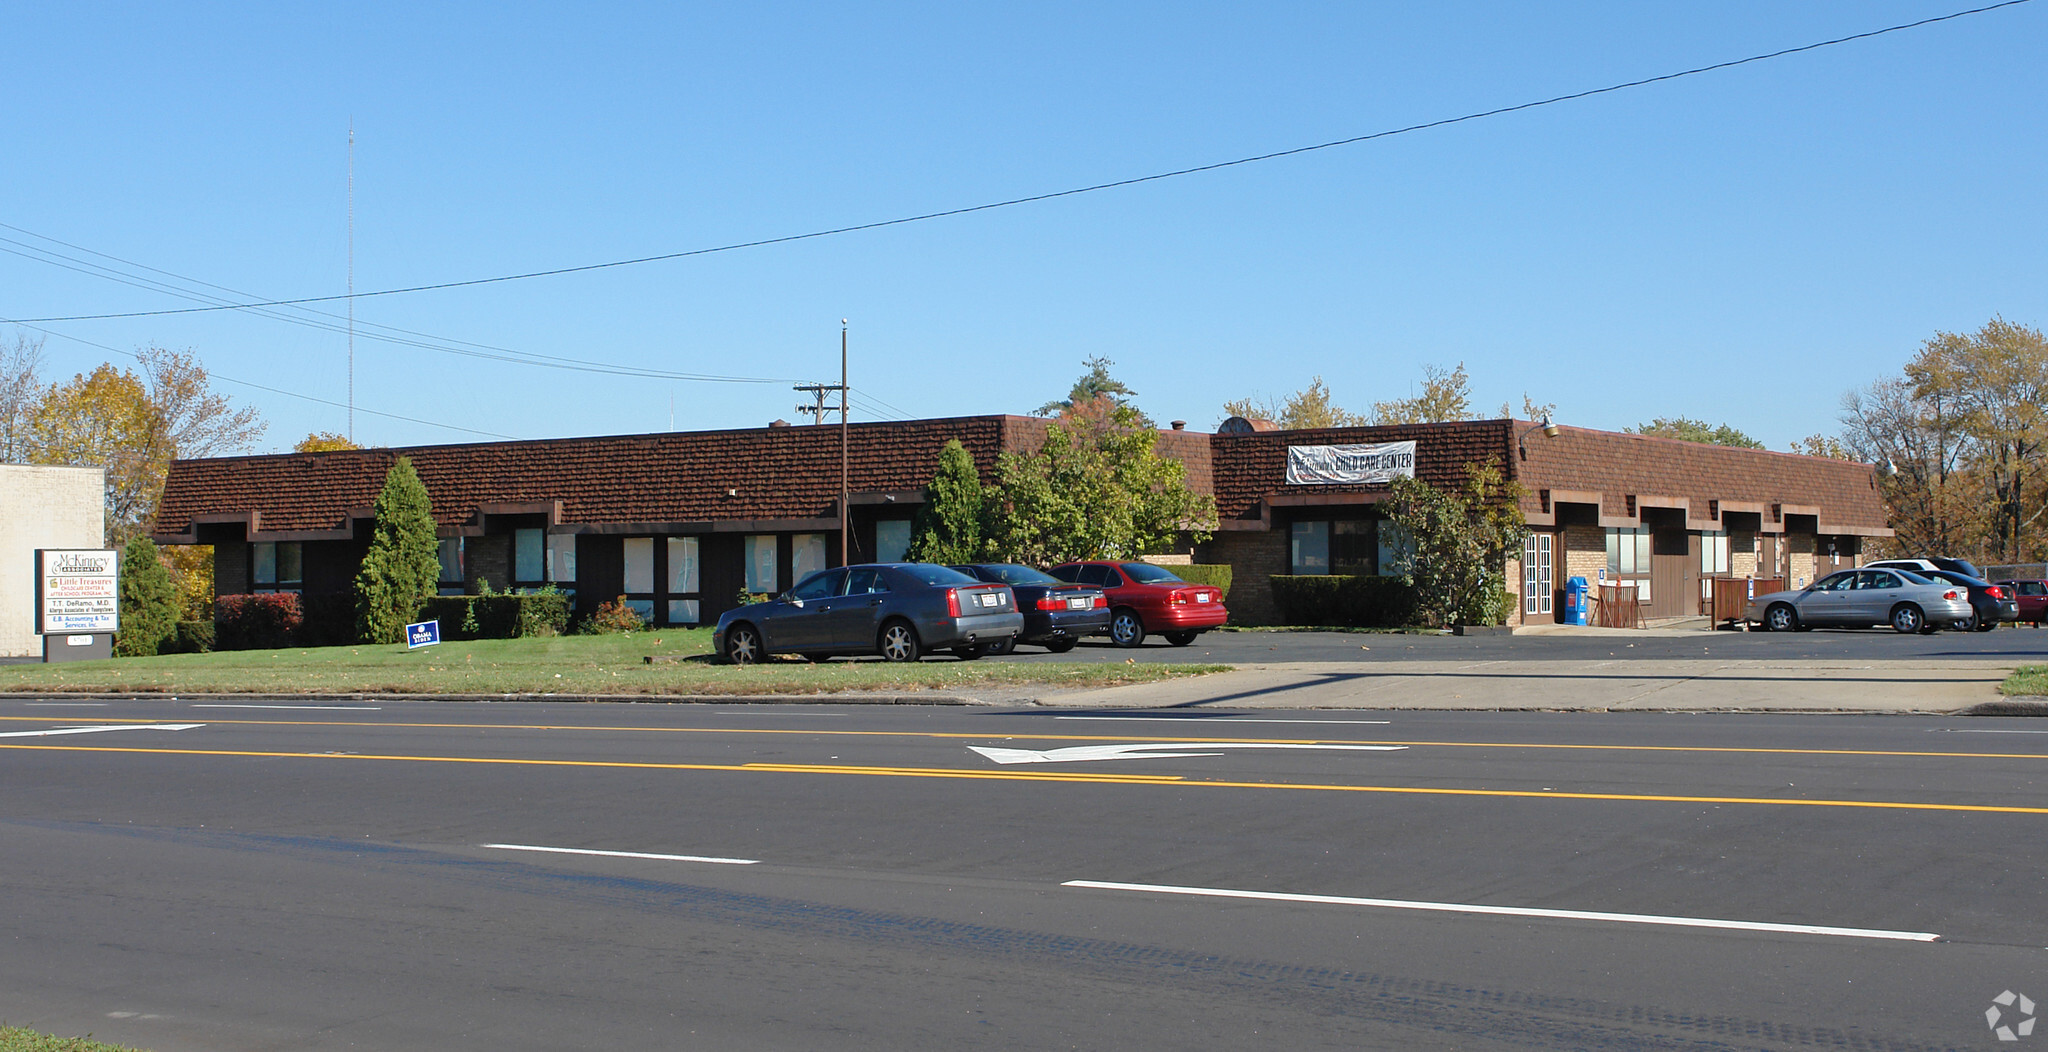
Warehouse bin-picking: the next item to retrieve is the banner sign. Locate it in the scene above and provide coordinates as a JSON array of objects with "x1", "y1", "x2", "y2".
[
  {"x1": 1284, "y1": 441, "x2": 1418, "y2": 486},
  {"x1": 406, "y1": 619, "x2": 442, "y2": 649},
  {"x1": 37, "y1": 549, "x2": 120, "y2": 634}
]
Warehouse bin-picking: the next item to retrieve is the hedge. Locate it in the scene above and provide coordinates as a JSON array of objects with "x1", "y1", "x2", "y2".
[
  {"x1": 172, "y1": 619, "x2": 215, "y2": 654},
  {"x1": 214, "y1": 593, "x2": 305, "y2": 650},
  {"x1": 418, "y1": 593, "x2": 570, "y2": 641},
  {"x1": 1268, "y1": 575, "x2": 1419, "y2": 628},
  {"x1": 1169, "y1": 563, "x2": 1233, "y2": 599}
]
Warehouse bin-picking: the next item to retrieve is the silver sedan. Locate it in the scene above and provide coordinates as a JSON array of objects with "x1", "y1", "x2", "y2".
[{"x1": 1746, "y1": 568, "x2": 1972, "y2": 634}]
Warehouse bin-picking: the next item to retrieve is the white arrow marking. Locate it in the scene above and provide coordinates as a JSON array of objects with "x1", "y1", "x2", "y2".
[
  {"x1": 0, "y1": 723, "x2": 204, "y2": 739},
  {"x1": 968, "y1": 741, "x2": 1407, "y2": 765}
]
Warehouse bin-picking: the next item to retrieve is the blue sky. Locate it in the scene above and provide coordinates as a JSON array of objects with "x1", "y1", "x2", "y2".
[{"x1": 4, "y1": 1, "x2": 2043, "y2": 453}]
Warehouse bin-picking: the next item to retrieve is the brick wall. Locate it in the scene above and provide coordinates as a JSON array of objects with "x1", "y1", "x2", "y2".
[
  {"x1": 467, "y1": 535, "x2": 510, "y2": 593},
  {"x1": 1562, "y1": 525, "x2": 1605, "y2": 585},
  {"x1": 1731, "y1": 530, "x2": 1759, "y2": 577},
  {"x1": 1198, "y1": 531, "x2": 1288, "y2": 625},
  {"x1": 1788, "y1": 533, "x2": 1816, "y2": 589}
]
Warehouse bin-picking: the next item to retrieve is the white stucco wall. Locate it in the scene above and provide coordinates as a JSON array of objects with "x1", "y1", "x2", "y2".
[{"x1": 1, "y1": 465, "x2": 106, "y2": 658}]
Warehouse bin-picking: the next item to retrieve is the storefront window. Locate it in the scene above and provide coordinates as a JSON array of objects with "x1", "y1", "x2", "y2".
[
  {"x1": 1523, "y1": 534, "x2": 1553, "y2": 615},
  {"x1": 546, "y1": 534, "x2": 576, "y2": 583},
  {"x1": 1332, "y1": 521, "x2": 1375, "y2": 576},
  {"x1": 1700, "y1": 530, "x2": 1729, "y2": 574},
  {"x1": 514, "y1": 528, "x2": 544, "y2": 583},
  {"x1": 745, "y1": 535, "x2": 777, "y2": 593},
  {"x1": 252, "y1": 541, "x2": 302, "y2": 592},
  {"x1": 666, "y1": 537, "x2": 701, "y2": 625},
  {"x1": 437, "y1": 538, "x2": 464, "y2": 595},
  {"x1": 792, "y1": 533, "x2": 826, "y2": 582},
  {"x1": 1290, "y1": 521, "x2": 1328, "y2": 575},
  {"x1": 1606, "y1": 526, "x2": 1650, "y2": 574},
  {"x1": 874, "y1": 520, "x2": 912, "y2": 563},
  {"x1": 1378, "y1": 522, "x2": 1414, "y2": 577},
  {"x1": 623, "y1": 537, "x2": 654, "y2": 594}
]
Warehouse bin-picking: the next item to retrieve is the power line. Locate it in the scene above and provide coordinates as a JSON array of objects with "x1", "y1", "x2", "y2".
[
  {"x1": 0, "y1": 0, "x2": 2030, "y2": 326},
  {"x1": 15, "y1": 323, "x2": 515, "y2": 440},
  {"x1": 0, "y1": 226, "x2": 793, "y2": 384}
]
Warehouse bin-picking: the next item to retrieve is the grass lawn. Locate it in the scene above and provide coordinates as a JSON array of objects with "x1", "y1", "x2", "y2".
[
  {"x1": 2003, "y1": 666, "x2": 2048, "y2": 696},
  {"x1": 0, "y1": 1028, "x2": 145, "y2": 1052},
  {"x1": 0, "y1": 629, "x2": 1230, "y2": 697}
]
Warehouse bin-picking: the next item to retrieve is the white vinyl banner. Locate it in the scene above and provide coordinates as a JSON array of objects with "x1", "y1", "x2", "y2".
[
  {"x1": 1285, "y1": 441, "x2": 1418, "y2": 486},
  {"x1": 38, "y1": 549, "x2": 120, "y2": 634}
]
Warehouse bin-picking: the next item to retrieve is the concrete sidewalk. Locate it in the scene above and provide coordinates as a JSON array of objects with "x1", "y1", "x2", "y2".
[{"x1": 1031, "y1": 656, "x2": 2021, "y2": 712}]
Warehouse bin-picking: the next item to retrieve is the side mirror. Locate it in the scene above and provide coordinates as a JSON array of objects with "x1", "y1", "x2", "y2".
[{"x1": 785, "y1": 595, "x2": 804, "y2": 608}]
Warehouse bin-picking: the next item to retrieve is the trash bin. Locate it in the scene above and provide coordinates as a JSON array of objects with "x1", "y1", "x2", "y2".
[{"x1": 1564, "y1": 576, "x2": 1590, "y2": 626}]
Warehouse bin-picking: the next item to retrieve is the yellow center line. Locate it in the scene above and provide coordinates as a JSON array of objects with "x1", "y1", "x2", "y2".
[
  {"x1": 8, "y1": 742, "x2": 2048, "y2": 814},
  {"x1": 0, "y1": 714, "x2": 2044, "y2": 762}
]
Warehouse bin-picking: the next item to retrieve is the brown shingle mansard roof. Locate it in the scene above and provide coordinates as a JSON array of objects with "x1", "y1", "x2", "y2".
[{"x1": 153, "y1": 415, "x2": 1051, "y2": 539}]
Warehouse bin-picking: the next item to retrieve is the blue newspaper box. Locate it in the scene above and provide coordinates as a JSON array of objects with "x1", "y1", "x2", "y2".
[{"x1": 1564, "y1": 577, "x2": 1591, "y2": 626}]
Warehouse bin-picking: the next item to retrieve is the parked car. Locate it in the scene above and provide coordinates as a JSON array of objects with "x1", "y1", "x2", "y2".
[
  {"x1": 1047, "y1": 561, "x2": 1227, "y2": 647},
  {"x1": 713, "y1": 563, "x2": 1022, "y2": 664},
  {"x1": 1746, "y1": 567, "x2": 1971, "y2": 634},
  {"x1": 948, "y1": 564, "x2": 1110, "y2": 653},
  {"x1": 1865, "y1": 557, "x2": 1986, "y2": 580},
  {"x1": 1998, "y1": 579, "x2": 2048, "y2": 627},
  {"x1": 1912, "y1": 569, "x2": 2018, "y2": 632}
]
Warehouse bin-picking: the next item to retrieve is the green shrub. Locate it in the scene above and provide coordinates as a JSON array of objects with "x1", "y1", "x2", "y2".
[
  {"x1": 1169, "y1": 563, "x2": 1233, "y2": 599},
  {"x1": 172, "y1": 619, "x2": 215, "y2": 654},
  {"x1": 420, "y1": 592, "x2": 572, "y2": 640},
  {"x1": 1268, "y1": 575, "x2": 1419, "y2": 627},
  {"x1": 114, "y1": 537, "x2": 179, "y2": 657},
  {"x1": 1457, "y1": 577, "x2": 1515, "y2": 627}
]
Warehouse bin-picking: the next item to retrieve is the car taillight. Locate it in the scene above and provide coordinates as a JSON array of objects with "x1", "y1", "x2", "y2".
[
  {"x1": 945, "y1": 588, "x2": 961, "y2": 617},
  {"x1": 1169, "y1": 590, "x2": 1188, "y2": 605},
  {"x1": 1093, "y1": 594, "x2": 1108, "y2": 608},
  {"x1": 1943, "y1": 589, "x2": 1961, "y2": 600},
  {"x1": 1988, "y1": 586, "x2": 2007, "y2": 600},
  {"x1": 1037, "y1": 596, "x2": 1063, "y2": 611}
]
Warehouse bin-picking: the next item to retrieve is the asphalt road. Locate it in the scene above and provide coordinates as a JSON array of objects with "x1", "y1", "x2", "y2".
[
  {"x1": 6, "y1": 698, "x2": 2048, "y2": 1050},
  {"x1": 1002, "y1": 622, "x2": 2048, "y2": 665}
]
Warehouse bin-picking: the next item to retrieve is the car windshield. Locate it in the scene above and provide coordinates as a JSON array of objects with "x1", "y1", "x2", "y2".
[
  {"x1": 970, "y1": 564, "x2": 1062, "y2": 586},
  {"x1": 894, "y1": 564, "x2": 977, "y2": 586},
  {"x1": 1120, "y1": 563, "x2": 1186, "y2": 585},
  {"x1": 1934, "y1": 558, "x2": 1983, "y2": 578},
  {"x1": 1932, "y1": 571, "x2": 1990, "y2": 587}
]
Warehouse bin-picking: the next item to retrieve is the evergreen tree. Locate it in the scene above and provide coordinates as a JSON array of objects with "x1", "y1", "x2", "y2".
[
  {"x1": 905, "y1": 439, "x2": 986, "y2": 564},
  {"x1": 114, "y1": 536, "x2": 179, "y2": 657},
  {"x1": 354, "y1": 457, "x2": 441, "y2": 643}
]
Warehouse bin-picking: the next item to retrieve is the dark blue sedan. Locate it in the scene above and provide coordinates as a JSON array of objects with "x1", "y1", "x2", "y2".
[
  {"x1": 949, "y1": 564, "x2": 1110, "y2": 653},
  {"x1": 714, "y1": 563, "x2": 1022, "y2": 663}
]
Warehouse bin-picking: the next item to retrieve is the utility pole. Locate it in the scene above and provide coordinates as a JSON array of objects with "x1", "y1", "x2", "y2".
[
  {"x1": 789, "y1": 322, "x2": 852, "y2": 566},
  {"x1": 346, "y1": 119, "x2": 355, "y2": 443}
]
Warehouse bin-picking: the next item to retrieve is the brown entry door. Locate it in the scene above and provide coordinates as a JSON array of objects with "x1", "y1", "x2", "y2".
[{"x1": 1649, "y1": 528, "x2": 1692, "y2": 618}]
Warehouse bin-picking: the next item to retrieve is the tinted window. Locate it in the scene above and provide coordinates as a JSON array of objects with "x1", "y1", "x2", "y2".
[
  {"x1": 894, "y1": 564, "x2": 978, "y2": 587},
  {"x1": 1866, "y1": 571, "x2": 1902, "y2": 589},
  {"x1": 1815, "y1": 573, "x2": 1855, "y2": 591},
  {"x1": 788, "y1": 569, "x2": 846, "y2": 601},
  {"x1": 1048, "y1": 564, "x2": 1082, "y2": 583},
  {"x1": 1894, "y1": 570, "x2": 1936, "y2": 585},
  {"x1": 2023, "y1": 582, "x2": 2048, "y2": 596},
  {"x1": 1121, "y1": 563, "x2": 1186, "y2": 585},
  {"x1": 847, "y1": 568, "x2": 890, "y2": 595},
  {"x1": 969, "y1": 564, "x2": 1062, "y2": 586}
]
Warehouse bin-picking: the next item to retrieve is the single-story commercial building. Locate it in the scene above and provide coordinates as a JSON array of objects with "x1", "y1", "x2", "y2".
[{"x1": 152, "y1": 415, "x2": 1890, "y2": 628}]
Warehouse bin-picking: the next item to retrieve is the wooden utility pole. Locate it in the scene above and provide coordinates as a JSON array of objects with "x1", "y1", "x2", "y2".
[{"x1": 840, "y1": 320, "x2": 849, "y2": 568}]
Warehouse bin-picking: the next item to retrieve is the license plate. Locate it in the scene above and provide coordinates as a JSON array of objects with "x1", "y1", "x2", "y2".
[
  {"x1": 977, "y1": 593, "x2": 999, "y2": 608},
  {"x1": 1067, "y1": 597, "x2": 1091, "y2": 610},
  {"x1": 1195, "y1": 593, "x2": 1213, "y2": 603}
]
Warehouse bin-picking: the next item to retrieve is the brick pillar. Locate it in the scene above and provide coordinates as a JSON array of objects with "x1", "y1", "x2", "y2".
[
  {"x1": 1195, "y1": 531, "x2": 1289, "y2": 626},
  {"x1": 467, "y1": 535, "x2": 510, "y2": 593},
  {"x1": 214, "y1": 540, "x2": 250, "y2": 598}
]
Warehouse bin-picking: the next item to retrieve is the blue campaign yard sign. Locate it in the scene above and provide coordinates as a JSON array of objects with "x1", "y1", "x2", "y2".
[{"x1": 405, "y1": 619, "x2": 442, "y2": 649}]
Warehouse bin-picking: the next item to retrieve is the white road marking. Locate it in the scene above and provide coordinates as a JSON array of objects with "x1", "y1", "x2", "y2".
[
  {"x1": 20, "y1": 702, "x2": 108, "y2": 707},
  {"x1": 189, "y1": 704, "x2": 382, "y2": 710},
  {"x1": 711, "y1": 711, "x2": 846, "y2": 717},
  {"x1": 969, "y1": 742, "x2": 1407, "y2": 765},
  {"x1": 483, "y1": 843, "x2": 758, "y2": 865},
  {"x1": 1937, "y1": 729, "x2": 2048, "y2": 735},
  {"x1": 1055, "y1": 716, "x2": 1391, "y2": 725},
  {"x1": 1061, "y1": 880, "x2": 1941, "y2": 943},
  {"x1": 0, "y1": 723, "x2": 203, "y2": 738}
]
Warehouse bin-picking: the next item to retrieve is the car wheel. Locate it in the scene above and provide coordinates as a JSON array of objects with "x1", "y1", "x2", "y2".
[
  {"x1": 1978, "y1": 618, "x2": 2000, "y2": 632},
  {"x1": 979, "y1": 636, "x2": 1015, "y2": 656},
  {"x1": 724, "y1": 624, "x2": 762, "y2": 665},
  {"x1": 1043, "y1": 640, "x2": 1077, "y2": 654},
  {"x1": 1890, "y1": 604, "x2": 1925, "y2": 635},
  {"x1": 1953, "y1": 614, "x2": 1978, "y2": 633},
  {"x1": 878, "y1": 620, "x2": 922, "y2": 662},
  {"x1": 1110, "y1": 609, "x2": 1146, "y2": 648},
  {"x1": 1764, "y1": 604, "x2": 1797, "y2": 633},
  {"x1": 1164, "y1": 631, "x2": 1198, "y2": 647}
]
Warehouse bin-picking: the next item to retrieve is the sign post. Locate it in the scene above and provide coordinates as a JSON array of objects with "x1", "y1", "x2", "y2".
[{"x1": 36, "y1": 548, "x2": 119, "y2": 663}]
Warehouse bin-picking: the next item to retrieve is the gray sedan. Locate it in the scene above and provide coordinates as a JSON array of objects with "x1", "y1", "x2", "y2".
[
  {"x1": 713, "y1": 563, "x2": 1023, "y2": 663},
  {"x1": 1746, "y1": 568, "x2": 1972, "y2": 634}
]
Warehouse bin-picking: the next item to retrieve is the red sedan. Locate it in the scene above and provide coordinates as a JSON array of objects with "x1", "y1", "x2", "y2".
[
  {"x1": 1999, "y1": 579, "x2": 2048, "y2": 626},
  {"x1": 1048, "y1": 561, "x2": 1228, "y2": 647}
]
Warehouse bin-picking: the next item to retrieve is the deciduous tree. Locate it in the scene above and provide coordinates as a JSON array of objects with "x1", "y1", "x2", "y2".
[
  {"x1": 295, "y1": 431, "x2": 360, "y2": 452},
  {"x1": 1383, "y1": 461, "x2": 1527, "y2": 627},
  {"x1": 1625, "y1": 417, "x2": 1763, "y2": 449},
  {"x1": 1222, "y1": 376, "x2": 1369, "y2": 429},
  {"x1": 990, "y1": 396, "x2": 1215, "y2": 565},
  {"x1": 0, "y1": 332, "x2": 44, "y2": 463},
  {"x1": 353, "y1": 457, "x2": 441, "y2": 643},
  {"x1": 1371, "y1": 363, "x2": 1472, "y2": 425},
  {"x1": 1037, "y1": 357, "x2": 1154, "y2": 427}
]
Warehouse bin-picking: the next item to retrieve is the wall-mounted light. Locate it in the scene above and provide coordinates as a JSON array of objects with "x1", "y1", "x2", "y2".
[{"x1": 1518, "y1": 417, "x2": 1560, "y2": 461}]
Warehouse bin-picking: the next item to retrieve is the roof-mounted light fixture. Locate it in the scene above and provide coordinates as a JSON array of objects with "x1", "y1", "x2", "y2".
[{"x1": 1518, "y1": 417, "x2": 1560, "y2": 461}]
